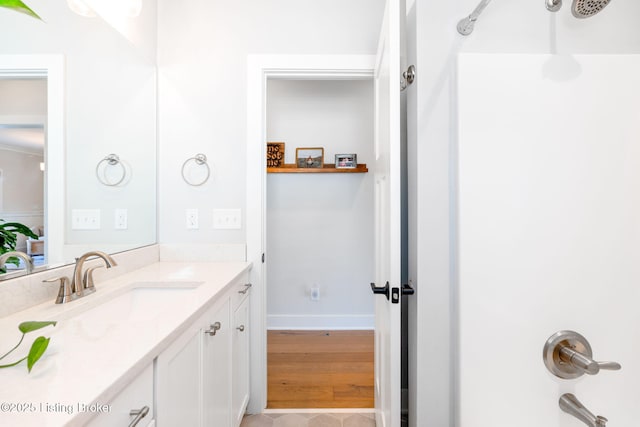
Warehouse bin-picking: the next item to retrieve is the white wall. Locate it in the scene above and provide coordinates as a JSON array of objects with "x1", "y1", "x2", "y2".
[
  {"x1": 266, "y1": 79, "x2": 374, "y2": 330},
  {"x1": 408, "y1": 0, "x2": 640, "y2": 426},
  {"x1": 458, "y1": 53, "x2": 640, "y2": 427},
  {"x1": 0, "y1": 0, "x2": 158, "y2": 258},
  {"x1": 157, "y1": 0, "x2": 385, "y2": 245},
  {"x1": 0, "y1": 150, "x2": 44, "y2": 213}
]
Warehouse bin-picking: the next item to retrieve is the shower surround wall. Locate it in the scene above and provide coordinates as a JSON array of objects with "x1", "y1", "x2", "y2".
[
  {"x1": 458, "y1": 53, "x2": 640, "y2": 426},
  {"x1": 407, "y1": 0, "x2": 640, "y2": 426}
]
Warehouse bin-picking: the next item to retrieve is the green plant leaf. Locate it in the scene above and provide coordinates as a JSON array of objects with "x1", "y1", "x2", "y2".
[
  {"x1": 18, "y1": 321, "x2": 57, "y2": 334},
  {"x1": 26, "y1": 336, "x2": 49, "y2": 372},
  {"x1": 0, "y1": 0, "x2": 41, "y2": 20},
  {"x1": 0, "y1": 221, "x2": 39, "y2": 259},
  {"x1": 0, "y1": 222, "x2": 39, "y2": 240}
]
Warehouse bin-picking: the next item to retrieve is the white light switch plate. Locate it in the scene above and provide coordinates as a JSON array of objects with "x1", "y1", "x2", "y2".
[
  {"x1": 213, "y1": 209, "x2": 242, "y2": 229},
  {"x1": 72, "y1": 209, "x2": 101, "y2": 230}
]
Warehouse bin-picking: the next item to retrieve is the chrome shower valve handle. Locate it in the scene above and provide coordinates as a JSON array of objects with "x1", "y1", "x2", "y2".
[
  {"x1": 558, "y1": 345, "x2": 621, "y2": 376},
  {"x1": 543, "y1": 330, "x2": 622, "y2": 379}
]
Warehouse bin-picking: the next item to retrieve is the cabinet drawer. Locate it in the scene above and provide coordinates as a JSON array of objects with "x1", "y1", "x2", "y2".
[
  {"x1": 87, "y1": 363, "x2": 154, "y2": 427},
  {"x1": 230, "y1": 272, "x2": 251, "y2": 310}
]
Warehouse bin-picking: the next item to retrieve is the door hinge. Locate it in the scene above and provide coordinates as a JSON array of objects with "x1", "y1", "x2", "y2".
[{"x1": 261, "y1": 253, "x2": 265, "y2": 263}]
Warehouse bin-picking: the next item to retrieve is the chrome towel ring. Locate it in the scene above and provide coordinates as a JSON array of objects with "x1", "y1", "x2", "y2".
[
  {"x1": 181, "y1": 153, "x2": 210, "y2": 186},
  {"x1": 96, "y1": 154, "x2": 126, "y2": 186}
]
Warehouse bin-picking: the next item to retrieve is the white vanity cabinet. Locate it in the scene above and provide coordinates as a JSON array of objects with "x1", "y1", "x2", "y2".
[
  {"x1": 87, "y1": 363, "x2": 155, "y2": 427},
  {"x1": 202, "y1": 299, "x2": 232, "y2": 427},
  {"x1": 231, "y1": 282, "x2": 251, "y2": 427},
  {"x1": 155, "y1": 272, "x2": 251, "y2": 427},
  {"x1": 156, "y1": 298, "x2": 231, "y2": 427}
]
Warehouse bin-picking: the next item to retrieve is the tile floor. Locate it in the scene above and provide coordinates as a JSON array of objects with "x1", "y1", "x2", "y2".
[{"x1": 240, "y1": 412, "x2": 376, "y2": 427}]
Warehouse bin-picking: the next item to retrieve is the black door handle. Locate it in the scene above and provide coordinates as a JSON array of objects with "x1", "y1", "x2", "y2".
[
  {"x1": 402, "y1": 283, "x2": 415, "y2": 296},
  {"x1": 371, "y1": 282, "x2": 390, "y2": 300}
]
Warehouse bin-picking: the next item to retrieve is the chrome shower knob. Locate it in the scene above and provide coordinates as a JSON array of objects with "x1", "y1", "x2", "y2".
[
  {"x1": 546, "y1": 0, "x2": 562, "y2": 12},
  {"x1": 543, "y1": 330, "x2": 621, "y2": 379}
]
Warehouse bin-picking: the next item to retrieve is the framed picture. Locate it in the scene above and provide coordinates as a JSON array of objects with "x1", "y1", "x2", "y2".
[
  {"x1": 335, "y1": 154, "x2": 357, "y2": 169},
  {"x1": 267, "y1": 142, "x2": 285, "y2": 168},
  {"x1": 296, "y1": 147, "x2": 324, "y2": 168}
]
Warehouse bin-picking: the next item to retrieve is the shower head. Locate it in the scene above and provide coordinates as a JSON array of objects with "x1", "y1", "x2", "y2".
[
  {"x1": 545, "y1": 0, "x2": 613, "y2": 18},
  {"x1": 572, "y1": 0, "x2": 611, "y2": 18}
]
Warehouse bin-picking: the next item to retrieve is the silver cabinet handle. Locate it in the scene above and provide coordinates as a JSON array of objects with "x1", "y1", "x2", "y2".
[
  {"x1": 128, "y1": 405, "x2": 149, "y2": 427},
  {"x1": 238, "y1": 283, "x2": 252, "y2": 294},
  {"x1": 236, "y1": 325, "x2": 245, "y2": 332},
  {"x1": 204, "y1": 322, "x2": 222, "y2": 336}
]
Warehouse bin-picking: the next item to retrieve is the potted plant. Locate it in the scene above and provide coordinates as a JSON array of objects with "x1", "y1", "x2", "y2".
[
  {"x1": 0, "y1": 220, "x2": 38, "y2": 273},
  {"x1": 0, "y1": 0, "x2": 41, "y2": 20}
]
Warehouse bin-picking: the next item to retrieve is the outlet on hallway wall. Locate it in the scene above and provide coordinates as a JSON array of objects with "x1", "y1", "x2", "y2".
[{"x1": 310, "y1": 286, "x2": 320, "y2": 301}]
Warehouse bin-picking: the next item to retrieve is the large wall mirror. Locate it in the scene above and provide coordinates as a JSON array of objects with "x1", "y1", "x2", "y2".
[{"x1": 0, "y1": 2, "x2": 157, "y2": 279}]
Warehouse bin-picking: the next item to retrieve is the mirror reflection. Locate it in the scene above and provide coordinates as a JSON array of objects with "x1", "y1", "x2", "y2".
[
  {"x1": 0, "y1": 1, "x2": 158, "y2": 279},
  {"x1": 0, "y1": 79, "x2": 47, "y2": 274}
]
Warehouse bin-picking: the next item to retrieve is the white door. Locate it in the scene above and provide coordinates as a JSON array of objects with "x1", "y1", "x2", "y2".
[{"x1": 372, "y1": 1, "x2": 404, "y2": 426}]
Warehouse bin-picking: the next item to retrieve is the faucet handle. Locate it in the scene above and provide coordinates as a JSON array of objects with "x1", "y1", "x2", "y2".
[
  {"x1": 543, "y1": 330, "x2": 622, "y2": 379},
  {"x1": 559, "y1": 345, "x2": 622, "y2": 375},
  {"x1": 43, "y1": 276, "x2": 74, "y2": 304},
  {"x1": 83, "y1": 266, "x2": 104, "y2": 294}
]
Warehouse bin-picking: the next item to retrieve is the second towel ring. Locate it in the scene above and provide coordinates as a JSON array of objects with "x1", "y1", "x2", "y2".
[
  {"x1": 181, "y1": 153, "x2": 210, "y2": 186},
  {"x1": 96, "y1": 154, "x2": 126, "y2": 186}
]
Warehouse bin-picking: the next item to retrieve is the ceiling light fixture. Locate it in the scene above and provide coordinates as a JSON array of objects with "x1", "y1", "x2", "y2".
[{"x1": 66, "y1": 0, "x2": 96, "y2": 17}]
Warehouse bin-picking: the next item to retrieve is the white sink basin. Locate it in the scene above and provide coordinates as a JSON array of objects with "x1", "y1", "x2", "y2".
[{"x1": 54, "y1": 281, "x2": 204, "y2": 323}]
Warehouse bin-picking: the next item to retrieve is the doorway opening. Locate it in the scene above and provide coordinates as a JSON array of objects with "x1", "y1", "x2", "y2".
[
  {"x1": 246, "y1": 54, "x2": 378, "y2": 416},
  {"x1": 0, "y1": 78, "x2": 47, "y2": 268},
  {"x1": 265, "y1": 78, "x2": 375, "y2": 409}
]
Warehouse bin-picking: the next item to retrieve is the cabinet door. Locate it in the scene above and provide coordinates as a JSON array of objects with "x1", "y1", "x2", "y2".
[
  {"x1": 231, "y1": 296, "x2": 250, "y2": 427},
  {"x1": 156, "y1": 321, "x2": 203, "y2": 426},
  {"x1": 203, "y1": 299, "x2": 231, "y2": 427},
  {"x1": 87, "y1": 363, "x2": 154, "y2": 427}
]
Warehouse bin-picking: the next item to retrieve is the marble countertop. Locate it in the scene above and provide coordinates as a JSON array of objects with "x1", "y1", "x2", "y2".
[{"x1": 0, "y1": 261, "x2": 251, "y2": 426}]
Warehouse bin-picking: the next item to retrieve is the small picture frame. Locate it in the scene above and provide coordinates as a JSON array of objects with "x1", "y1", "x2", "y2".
[
  {"x1": 335, "y1": 154, "x2": 357, "y2": 169},
  {"x1": 296, "y1": 147, "x2": 324, "y2": 168},
  {"x1": 267, "y1": 142, "x2": 285, "y2": 168}
]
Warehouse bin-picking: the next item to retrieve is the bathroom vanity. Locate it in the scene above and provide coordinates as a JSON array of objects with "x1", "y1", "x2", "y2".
[{"x1": 0, "y1": 260, "x2": 251, "y2": 427}]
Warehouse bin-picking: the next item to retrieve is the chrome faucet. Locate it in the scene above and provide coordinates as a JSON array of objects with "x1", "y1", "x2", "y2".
[
  {"x1": 0, "y1": 251, "x2": 34, "y2": 275},
  {"x1": 71, "y1": 251, "x2": 117, "y2": 297},
  {"x1": 559, "y1": 394, "x2": 608, "y2": 427}
]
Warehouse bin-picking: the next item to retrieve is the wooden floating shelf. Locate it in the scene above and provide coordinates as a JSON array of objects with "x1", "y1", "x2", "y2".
[{"x1": 267, "y1": 164, "x2": 368, "y2": 174}]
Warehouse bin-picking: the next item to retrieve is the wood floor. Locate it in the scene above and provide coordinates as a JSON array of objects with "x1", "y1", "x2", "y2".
[{"x1": 267, "y1": 330, "x2": 374, "y2": 409}]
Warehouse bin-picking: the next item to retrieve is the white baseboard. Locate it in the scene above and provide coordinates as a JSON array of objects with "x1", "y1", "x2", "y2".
[{"x1": 267, "y1": 314, "x2": 374, "y2": 330}]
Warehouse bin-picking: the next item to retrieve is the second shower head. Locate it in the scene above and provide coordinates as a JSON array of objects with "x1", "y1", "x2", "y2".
[{"x1": 546, "y1": 0, "x2": 612, "y2": 18}]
